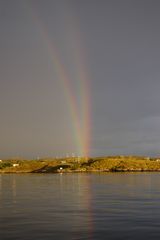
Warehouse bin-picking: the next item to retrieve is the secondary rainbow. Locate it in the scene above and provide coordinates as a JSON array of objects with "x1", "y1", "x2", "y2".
[{"x1": 26, "y1": 3, "x2": 91, "y2": 157}]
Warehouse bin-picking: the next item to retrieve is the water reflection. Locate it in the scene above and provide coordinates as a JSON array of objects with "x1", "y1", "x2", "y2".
[
  {"x1": 1, "y1": 173, "x2": 160, "y2": 240},
  {"x1": 0, "y1": 174, "x2": 2, "y2": 196},
  {"x1": 12, "y1": 175, "x2": 17, "y2": 204},
  {"x1": 54, "y1": 174, "x2": 94, "y2": 238}
]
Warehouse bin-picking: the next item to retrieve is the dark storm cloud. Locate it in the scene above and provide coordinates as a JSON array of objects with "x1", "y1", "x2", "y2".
[{"x1": 0, "y1": 0, "x2": 160, "y2": 157}]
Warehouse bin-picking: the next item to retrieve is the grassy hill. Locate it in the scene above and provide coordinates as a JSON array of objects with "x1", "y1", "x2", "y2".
[{"x1": 0, "y1": 156, "x2": 160, "y2": 173}]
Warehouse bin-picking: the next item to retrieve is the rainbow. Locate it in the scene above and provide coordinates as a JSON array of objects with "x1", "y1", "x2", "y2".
[{"x1": 25, "y1": 3, "x2": 91, "y2": 157}]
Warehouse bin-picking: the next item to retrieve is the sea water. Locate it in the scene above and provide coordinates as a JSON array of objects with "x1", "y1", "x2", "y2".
[{"x1": 1, "y1": 173, "x2": 160, "y2": 240}]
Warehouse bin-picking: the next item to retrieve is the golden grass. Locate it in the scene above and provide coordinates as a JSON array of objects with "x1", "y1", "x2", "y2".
[{"x1": 1, "y1": 156, "x2": 160, "y2": 173}]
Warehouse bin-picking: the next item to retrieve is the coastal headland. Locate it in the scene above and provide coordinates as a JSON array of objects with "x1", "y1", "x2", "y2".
[{"x1": 1, "y1": 156, "x2": 160, "y2": 173}]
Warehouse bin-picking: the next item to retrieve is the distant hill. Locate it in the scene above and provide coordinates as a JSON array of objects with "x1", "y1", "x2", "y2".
[{"x1": 1, "y1": 156, "x2": 160, "y2": 173}]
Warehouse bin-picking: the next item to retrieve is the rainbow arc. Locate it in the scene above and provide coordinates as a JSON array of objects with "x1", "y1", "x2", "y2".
[{"x1": 26, "y1": 3, "x2": 91, "y2": 157}]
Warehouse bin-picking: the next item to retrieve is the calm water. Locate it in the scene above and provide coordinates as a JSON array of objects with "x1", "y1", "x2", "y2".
[{"x1": 1, "y1": 173, "x2": 160, "y2": 240}]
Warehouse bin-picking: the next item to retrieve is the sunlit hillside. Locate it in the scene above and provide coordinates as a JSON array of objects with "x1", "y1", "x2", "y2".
[{"x1": 1, "y1": 156, "x2": 160, "y2": 173}]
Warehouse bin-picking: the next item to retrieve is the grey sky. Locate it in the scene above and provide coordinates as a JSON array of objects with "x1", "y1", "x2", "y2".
[{"x1": 0, "y1": 0, "x2": 160, "y2": 158}]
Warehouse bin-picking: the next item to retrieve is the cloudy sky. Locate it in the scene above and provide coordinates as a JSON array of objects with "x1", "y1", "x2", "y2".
[{"x1": 1, "y1": 0, "x2": 160, "y2": 158}]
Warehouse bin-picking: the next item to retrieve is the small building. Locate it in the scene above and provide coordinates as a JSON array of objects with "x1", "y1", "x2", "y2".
[{"x1": 13, "y1": 163, "x2": 19, "y2": 167}]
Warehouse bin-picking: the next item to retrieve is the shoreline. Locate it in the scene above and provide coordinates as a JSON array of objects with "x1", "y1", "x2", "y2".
[
  {"x1": 1, "y1": 169, "x2": 160, "y2": 174},
  {"x1": 1, "y1": 156, "x2": 160, "y2": 173}
]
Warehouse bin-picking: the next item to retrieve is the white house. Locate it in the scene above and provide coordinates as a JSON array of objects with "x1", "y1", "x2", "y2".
[{"x1": 12, "y1": 163, "x2": 19, "y2": 167}]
